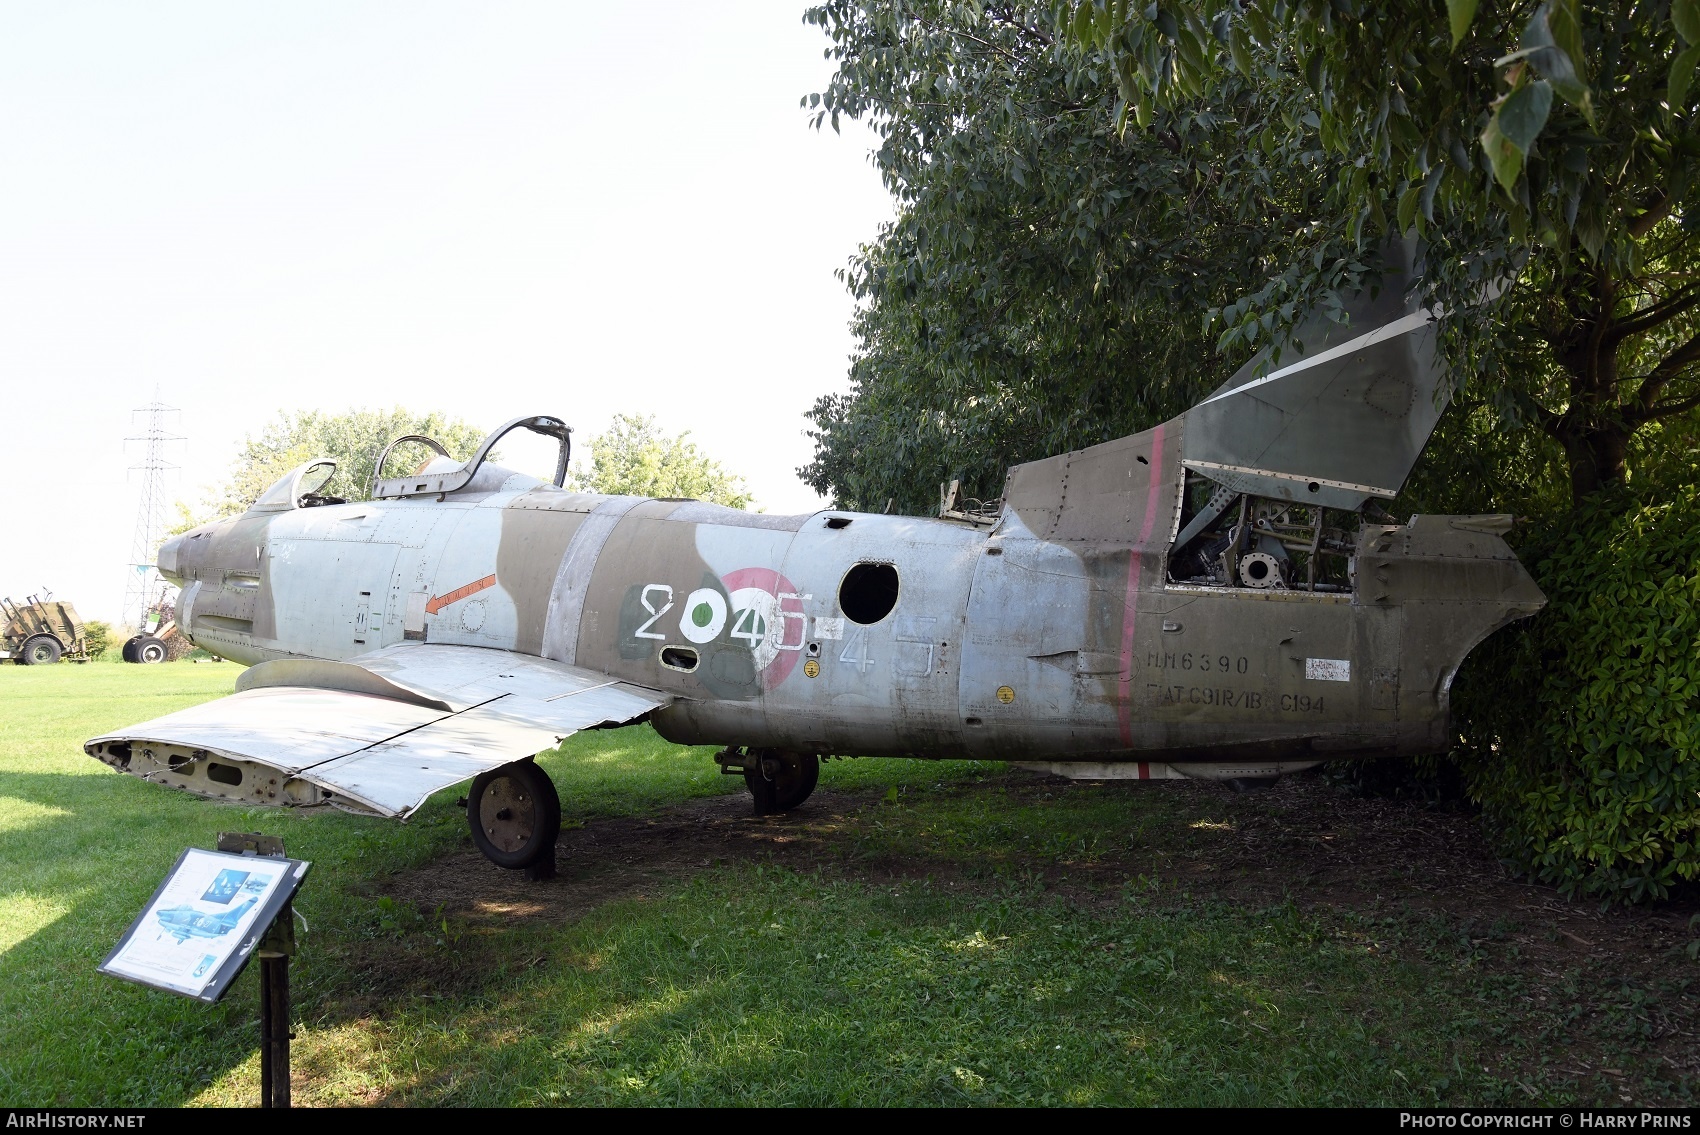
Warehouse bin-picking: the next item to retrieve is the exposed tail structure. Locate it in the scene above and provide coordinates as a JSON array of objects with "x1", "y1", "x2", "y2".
[{"x1": 1182, "y1": 238, "x2": 1446, "y2": 512}]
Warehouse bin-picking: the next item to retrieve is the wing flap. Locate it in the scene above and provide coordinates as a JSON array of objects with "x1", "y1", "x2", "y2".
[
  {"x1": 303, "y1": 703, "x2": 574, "y2": 816},
  {"x1": 87, "y1": 645, "x2": 670, "y2": 818},
  {"x1": 87, "y1": 687, "x2": 444, "y2": 775}
]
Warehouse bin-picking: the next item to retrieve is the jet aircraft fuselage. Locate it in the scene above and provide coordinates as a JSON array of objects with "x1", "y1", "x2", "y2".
[
  {"x1": 156, "y1": 419, "x2": 1539, "y2": 781},
  {"x1": 88, "y1": 241, "x2": 1547, "y2": 872}
]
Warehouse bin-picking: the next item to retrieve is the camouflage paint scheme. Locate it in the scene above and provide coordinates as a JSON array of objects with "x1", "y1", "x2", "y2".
[
  {"x1": 87, "y1": 242, "x2": 1546, "y2": 808},
  {"x1": 127, "y1": 419, "x2": 1540, "y2": 783}
]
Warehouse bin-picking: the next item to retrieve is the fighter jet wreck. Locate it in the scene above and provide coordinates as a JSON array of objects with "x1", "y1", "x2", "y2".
[{"x1": 88, "y1": 242, "x2": 1545, "y2": 875}]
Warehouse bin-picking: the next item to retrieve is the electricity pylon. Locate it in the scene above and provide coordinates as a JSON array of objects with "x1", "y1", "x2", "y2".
[{"x1": 123, "y1": 397, "x2": 183, "y2": 632}]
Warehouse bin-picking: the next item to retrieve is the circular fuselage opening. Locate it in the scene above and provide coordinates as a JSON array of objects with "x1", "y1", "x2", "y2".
[{"x1": 839, "y1": 562, "x2": 899, "y2": 625}]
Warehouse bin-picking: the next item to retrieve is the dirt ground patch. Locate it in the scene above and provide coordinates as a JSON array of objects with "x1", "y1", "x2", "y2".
[
  {"x1": 385, "y1": 771, "x2": 1700, "y2": 981},
  {"x1": 384, "y1": 787, "x2": 872, "y2": 925},
  {"x1": 372, "y1": 769, "x2": 1700, "y2": 1099}
]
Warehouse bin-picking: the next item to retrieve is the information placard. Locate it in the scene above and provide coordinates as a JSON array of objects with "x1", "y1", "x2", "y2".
[{"x1": 99, "y1": 847, "x2": 310, "y2": 1002}]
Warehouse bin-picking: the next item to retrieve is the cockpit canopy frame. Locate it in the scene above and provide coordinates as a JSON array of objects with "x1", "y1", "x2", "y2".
[
  {"x1": 369, "y1": 415, "x2": 571, "y2": 500},
  {"x1": 247, "y1": 459, "x2": 341, "y2": 513}
]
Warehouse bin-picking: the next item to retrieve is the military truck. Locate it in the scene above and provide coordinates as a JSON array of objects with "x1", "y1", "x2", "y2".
[{"x1": 1, "y1": 591, "x2": 93, "y2": 664}]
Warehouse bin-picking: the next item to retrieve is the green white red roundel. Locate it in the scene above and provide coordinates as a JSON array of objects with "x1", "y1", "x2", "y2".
[
  {"x1": 678, "y1": 588, "x2": 728, "y2": 644},
  {"x1": 698, "y1": 567, "x2": 807, "y2": 689}
]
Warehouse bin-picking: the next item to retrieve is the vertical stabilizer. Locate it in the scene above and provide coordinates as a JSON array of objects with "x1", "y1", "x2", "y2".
[{"x1": 1181, "y1": 239, "x2": 1446, "y2": 511}]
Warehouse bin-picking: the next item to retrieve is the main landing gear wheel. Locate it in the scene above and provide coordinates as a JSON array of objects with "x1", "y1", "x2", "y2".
[
  {"x1": 467, "y1": 759, "x2": 561, "y2": 879},
  {"x1": 17, "y1": 636, "x2": 61, "y2": 665},
  {"x1": 121, "y1": 636, "x2": 140, "y2": 663},
  {"x1": 745, "y1": 749, "x2": 819, "y2": 816},
  {"x1": 134, "y1": 636, "x2": 168, "y2": 664}
]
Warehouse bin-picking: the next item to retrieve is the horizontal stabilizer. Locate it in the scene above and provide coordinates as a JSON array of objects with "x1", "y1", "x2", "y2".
[{"x1": 86, "y1": 645, "x2": 669, "y2": 817}]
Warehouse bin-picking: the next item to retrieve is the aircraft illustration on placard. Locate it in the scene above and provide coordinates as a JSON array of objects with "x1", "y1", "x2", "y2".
[
  {"x1": 154, "y1": 897, "x2": 257, "y2": 944},
  {"x1": 88, "y1": 241, "x2": 1544, "y2": 875}
]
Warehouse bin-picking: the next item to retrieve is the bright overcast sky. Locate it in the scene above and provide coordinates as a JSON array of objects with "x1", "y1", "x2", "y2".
[{"x1": 0, "y1": 2, "x2": 893, "y2": 625}]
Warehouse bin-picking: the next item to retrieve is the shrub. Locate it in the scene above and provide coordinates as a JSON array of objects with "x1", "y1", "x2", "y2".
[
  {"x1": 1452, "y1": 487, "x2": 1700, "y2": 903},
  {"x1": 82, "y1": 620, "x2": 113, "y2": 659}
]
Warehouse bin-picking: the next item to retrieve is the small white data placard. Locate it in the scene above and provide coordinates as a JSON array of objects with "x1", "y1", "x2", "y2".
[
  {"x1": 1304, "y1": 658, "x2": 1352, "y2": 682},
  {"x1": 813, "y1": 616, "x2": 845, "y2": 641},
  {"x1": 100, "y1": 847, "x2": 309, "y2": 1002}
]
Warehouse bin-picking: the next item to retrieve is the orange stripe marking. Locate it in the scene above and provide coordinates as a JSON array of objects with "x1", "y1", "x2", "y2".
[{"x1": 426, "y1": 574, "x2": 496, "y2": 615}]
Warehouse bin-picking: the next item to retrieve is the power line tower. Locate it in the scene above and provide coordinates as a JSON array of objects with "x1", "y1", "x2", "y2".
[{"x1": 123, "y1": 396, "x2": 183, "y2": 633}]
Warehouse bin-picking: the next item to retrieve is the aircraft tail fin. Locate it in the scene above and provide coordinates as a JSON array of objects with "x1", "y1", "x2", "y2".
[{"x1": 1180, "y1": 238, "x2": 1446, "y2": 511}]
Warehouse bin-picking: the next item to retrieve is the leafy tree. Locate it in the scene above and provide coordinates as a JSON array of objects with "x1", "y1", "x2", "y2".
[
  {"x1": 1058, "y1": 0, "x2": 1700, "y2": 504},
  {"x1": 177, "y1": 408, "x2": 487, "y2": 529},
  {"x1": 803, "y1": 1, "x2": 1307, "y2": 511},
  {"x1": 570, "y1": 413, "x2": 754, "y2": 508},
  {"x1": 806, "y1": 0, "x2": 1700, "y2": 511},
  {"x1": 1451, "y1": 483, "x2": 1700, "y2": 902},
  {"x1": 803, "y1": 2, "x2": 1700, "y2": 902}
]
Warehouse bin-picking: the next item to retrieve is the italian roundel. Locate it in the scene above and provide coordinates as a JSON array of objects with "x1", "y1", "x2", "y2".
[{"x1": 715, "y1": 567, "x2": 808, "y2": 690}]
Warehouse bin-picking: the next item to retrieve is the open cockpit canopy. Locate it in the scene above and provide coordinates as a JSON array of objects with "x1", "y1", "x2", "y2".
[
  {"x1": 248, "y1": 459, "x2": 342, "y2": 513},
  {"x1": 370, "y1": 414, "x2": 572, "y2": 500}
]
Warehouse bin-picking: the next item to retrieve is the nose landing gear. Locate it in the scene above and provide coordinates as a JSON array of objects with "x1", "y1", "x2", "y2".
[{"x1": 466, "y1": 759, "x2": 561, "y2": 880}]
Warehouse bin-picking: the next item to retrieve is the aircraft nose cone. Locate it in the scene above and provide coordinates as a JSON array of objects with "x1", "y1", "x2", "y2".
[{"x1": 157, "y1": 534, "x2": 186, "y2": 585}]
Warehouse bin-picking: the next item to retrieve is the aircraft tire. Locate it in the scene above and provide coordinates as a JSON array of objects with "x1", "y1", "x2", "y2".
[
  {"x1": 134, "y1": 637, "x2": 168, "y2": 664},
  {"x1": 121, "y1": 636, "x2": 142, "y2": 663},
  {"x1": 17, "y1": 635, "x2": 62, "y2": 665},
  {"x1": 745, "y1": 749, "x2": 819, "y2": 815},
  {"x1": 467, "y1": 759, "x2": 562, "y2": 871}
]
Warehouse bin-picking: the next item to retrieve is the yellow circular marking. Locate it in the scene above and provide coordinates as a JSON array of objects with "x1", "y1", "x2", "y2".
[
  {"x1": 804, "y1": 659, "x2": 820, "y2": 678},
  {"x1": 996, "y1": 685, "x2": 1016, "y2": 704}
]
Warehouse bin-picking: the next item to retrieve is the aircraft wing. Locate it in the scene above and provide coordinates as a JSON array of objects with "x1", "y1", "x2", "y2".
[{"x1": 85, "y1": 644, "x2": 669, "y2": 818}]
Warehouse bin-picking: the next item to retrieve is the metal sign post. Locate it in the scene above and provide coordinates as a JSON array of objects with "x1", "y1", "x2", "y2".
[
  {"x1": 223, "y1": 833, "x2": 295, "y2": 1109},
  {"x1": 99, "y1": 832, "x2": 310, "y2": 1109}
]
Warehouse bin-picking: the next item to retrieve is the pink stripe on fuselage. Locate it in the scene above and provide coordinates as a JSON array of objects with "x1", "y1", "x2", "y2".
[{"x1": 1118, "y1": 424, "x2": 1166, "y2": 747}]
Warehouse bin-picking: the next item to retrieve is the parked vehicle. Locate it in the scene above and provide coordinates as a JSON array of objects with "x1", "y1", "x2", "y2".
[
  {"x1": 1, "y1": 591, "x2": 93, "y2": 664},
  {"x1": 121, "y1": 593, "x2": 187, "y2": 664}
]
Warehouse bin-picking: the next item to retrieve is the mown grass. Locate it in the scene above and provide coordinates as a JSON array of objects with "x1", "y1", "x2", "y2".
[
  {"x1": 199, "y1": 874, "x2": 1528, "y2": 1107},
  {"x1": 0, "y1": 664, "x2": 1692, "y2": 1106}
]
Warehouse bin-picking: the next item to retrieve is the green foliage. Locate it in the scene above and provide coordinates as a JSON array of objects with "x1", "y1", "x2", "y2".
[
  {"x1": 80, "y1": 620, "x2": 113, "y2": 659},
  {"x1": 802, "y1": 2, "x2": 1303, "y2": 510},
  {"x1": 807, "y1": 2, "x2": 1700, "y2": 510},
  {"x1": 181, "y1": 407, "x2": 487, "y2": 525},
  {"x1": 570, "y1": 413, "x2": 753, "y2": 509},
  {"x1": 1453, "y1": 485, "x2": 1700, "y2": 902},
  {"x1": 1052, "y1": 0, "x2": 1700, "y2": 501}
]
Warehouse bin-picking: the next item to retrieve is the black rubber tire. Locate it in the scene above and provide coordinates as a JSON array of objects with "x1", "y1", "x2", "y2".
[
  {"x1": 745, "y1": 749, "x2": 820, "y2": 815},
  {"x1": 134, "y1": 636, "x2": 168, "y2": 664},
  {"x1": 467, "y1": 760, "x2": 562, "y2": 870},
  {"x1": 121, "y1": 636, "x2": 142, "y2": 663},
  {"x1": 18, "y1": 636, "x2": 61, "y2": 665}
]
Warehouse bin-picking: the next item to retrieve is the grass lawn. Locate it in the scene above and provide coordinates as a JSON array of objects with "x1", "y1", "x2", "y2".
[{"x1": 0, "y1": 663, "x2": 1695, "y2": 1106}]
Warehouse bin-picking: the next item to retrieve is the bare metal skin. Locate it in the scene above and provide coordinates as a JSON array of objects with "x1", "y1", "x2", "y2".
[{"x1": 85, "y1": 244, "x2": 1544, "y2": 869}]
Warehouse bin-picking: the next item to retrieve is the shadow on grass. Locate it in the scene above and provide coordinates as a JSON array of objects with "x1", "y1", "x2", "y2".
[
  {"x1": 4, "y1": 659, "x2": 1696, "y2": 1106},
  {"x1": 298, "y1": 868, "x2": 1517, "y2": 1107}
]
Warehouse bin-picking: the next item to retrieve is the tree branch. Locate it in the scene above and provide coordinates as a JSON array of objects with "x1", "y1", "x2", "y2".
[
  {"x1": 1640, "y1": 388, "x2": 1700, "y2": 420},
  {"x1": 1531, "y1": 400, "x2": 1566, "y2": 437},
  {"x1": 1628, "y1": 328, "x2": 1700, "y2": 420},
  {"x1": 1626, "y1": 190, "x2": 1676, "y2": 240},
  {"x1": 1602, "y1": 281, "x2": 1700, "y2": 347}
]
